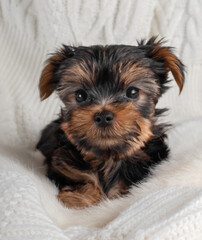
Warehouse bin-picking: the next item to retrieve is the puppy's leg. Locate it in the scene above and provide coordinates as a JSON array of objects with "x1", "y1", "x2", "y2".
[
  {"x1": 51, "y1": 148, "x2": 104, "y2": 208},
  {"x1": 58, "y1": 183, "x2": 103, "y2": 209},
  {"x1": 38, "y1": 122, "x2": 104, "y2": 208}
]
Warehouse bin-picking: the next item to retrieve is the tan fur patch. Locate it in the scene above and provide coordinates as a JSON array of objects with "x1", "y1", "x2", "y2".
[
  {"x1": 40, "y1": 55, "x2": 63, "y2": 100},
  {"x1": 58, "y1": 183, "x2": 104, "y2": 209},
  {"x1": 152, "y1": 46, "x2": 184, "y2": 92},
  {"x1": 120, "y1": 62, "x2": 149, "y2": 86},
  {"x1": 52, "y1": 154, "x2": 99, "y2": 186},
  {"x1": 62, "y1": 62, "x2": 94, "y2": 84}
]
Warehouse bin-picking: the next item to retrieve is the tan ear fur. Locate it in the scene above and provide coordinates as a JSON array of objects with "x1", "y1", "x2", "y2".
[
  {"x1": 39, "y1": 46, "x2": 76, "y2": 100},
  {"x1": 39, "y1": 54, "x2": 64, "y2": 100},
  {"x1": 151, "y1": 45, "x2": 185, "y2": 92}
]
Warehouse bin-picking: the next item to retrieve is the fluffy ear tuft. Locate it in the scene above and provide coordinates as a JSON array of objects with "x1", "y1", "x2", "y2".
[
  {"x1": 39, "y1": 46, "x2": 75, "y2": 100},
  {"x1": 139, "y1": 37, "x2": 185, "y2": 93}
]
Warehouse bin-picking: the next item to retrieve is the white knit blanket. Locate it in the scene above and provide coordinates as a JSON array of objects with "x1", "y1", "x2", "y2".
[{"x1": 0, "y1": 0, "x2": 202, "y2": 239}]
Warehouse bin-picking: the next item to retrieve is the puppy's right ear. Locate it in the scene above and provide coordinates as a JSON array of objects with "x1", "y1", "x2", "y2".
[{"x1": 39, "y1": 46, "x2": 75, "y2": 100}]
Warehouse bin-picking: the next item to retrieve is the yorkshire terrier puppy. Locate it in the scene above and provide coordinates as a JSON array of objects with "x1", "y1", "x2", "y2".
[{"x1": 37, "y1": 37, "x2": 185, "y2": 209}]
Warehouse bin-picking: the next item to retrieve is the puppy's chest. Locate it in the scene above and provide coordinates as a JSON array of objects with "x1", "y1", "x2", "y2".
[
  {"x1": 83, "y1": 154, "x2": 147, "y2": 198},
  {"x1": 90, "y1": 156, "x2": 128, "y2": 198},
  {"x1": 60, "y1": 151, "x2": 130, "y2": 198},
  {"x1": 52, "y1": 146, "x2": 154, "y2": 199}
]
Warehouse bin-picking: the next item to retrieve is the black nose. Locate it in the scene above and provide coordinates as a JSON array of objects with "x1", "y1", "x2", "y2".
[{"x1": 94, "y1": 111, "x2": 114, "y2": 127}]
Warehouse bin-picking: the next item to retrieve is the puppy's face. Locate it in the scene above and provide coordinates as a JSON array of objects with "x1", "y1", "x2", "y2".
[{"x1": 40, "y1": 38, "x2": 185, "y2": 157}]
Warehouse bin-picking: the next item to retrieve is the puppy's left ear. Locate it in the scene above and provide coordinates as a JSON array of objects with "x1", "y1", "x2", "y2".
[
  {"x1": 139, "y1": 37, "x2": 185, "y2": 93},
  {"x1": 39, "y1": 46, "x2": 75, "y2": 100}
]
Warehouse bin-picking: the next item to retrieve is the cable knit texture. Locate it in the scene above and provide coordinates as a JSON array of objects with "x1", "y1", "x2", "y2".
[{"x1": 0, "y1": 0, "x2": 202, "y2": 239}]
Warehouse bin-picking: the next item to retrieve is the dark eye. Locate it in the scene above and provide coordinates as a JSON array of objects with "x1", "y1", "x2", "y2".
[
  {"x1": 75, "y1": 89, "x2": 88, "y2": 103},
  {"x1": 126, "y1": 87, "x2": 139, "y2": 99}
]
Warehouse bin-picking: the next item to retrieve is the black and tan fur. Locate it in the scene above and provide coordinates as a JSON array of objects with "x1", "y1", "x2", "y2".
[{"x1": 37, "y1": 37, "x2": 185, "y2": 208}]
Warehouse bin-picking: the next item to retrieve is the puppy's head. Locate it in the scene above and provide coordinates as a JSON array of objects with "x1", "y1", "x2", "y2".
[{"x1": 39, "y1": 37, "x2": 185, "y2": 157}]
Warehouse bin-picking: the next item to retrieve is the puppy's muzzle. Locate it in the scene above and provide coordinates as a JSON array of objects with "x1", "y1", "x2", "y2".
[{"x1": 94, "y1": 110, "x2": 114, "y2": 127}]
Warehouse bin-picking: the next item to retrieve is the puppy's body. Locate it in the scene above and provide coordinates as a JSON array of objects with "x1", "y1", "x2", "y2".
[
  {"x1": 37, "y1": 37, "x2": 184, "y2": 208},
  {"x1": 37, "y1": 117, "x2": 168, "y2": 207}
]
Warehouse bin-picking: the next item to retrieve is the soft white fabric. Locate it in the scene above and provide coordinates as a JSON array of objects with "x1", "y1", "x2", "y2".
[
  {"x1": 1, "y1": 173, "x2": 202, "y2": 240},
  {"x1": 0, "y1": 0, "x2": 202, "y2": 239}
]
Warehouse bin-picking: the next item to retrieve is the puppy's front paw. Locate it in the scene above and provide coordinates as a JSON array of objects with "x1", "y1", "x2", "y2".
[{"x1": 58, "y1": 184, "x2": 103, "y2": 209}]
